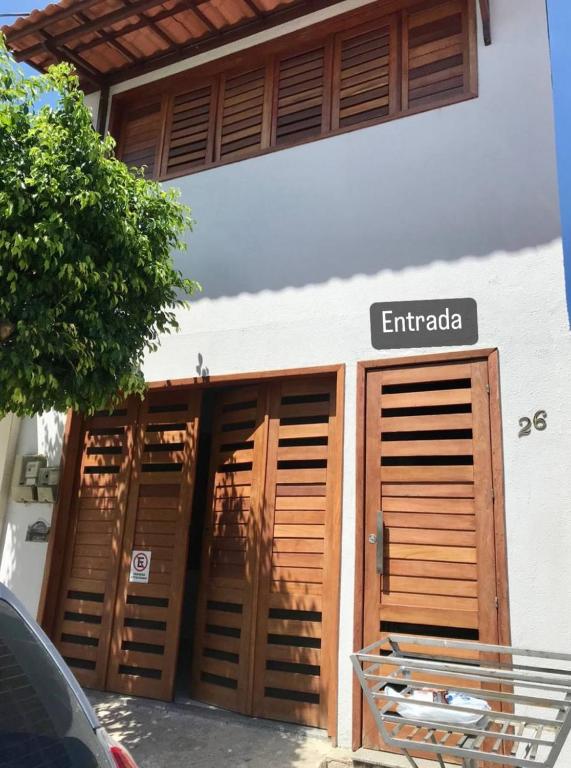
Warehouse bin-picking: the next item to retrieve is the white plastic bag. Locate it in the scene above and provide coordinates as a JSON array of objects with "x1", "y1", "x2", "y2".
[{"x1": 384, "y1": 687, "x2": 491, "y2": 726}]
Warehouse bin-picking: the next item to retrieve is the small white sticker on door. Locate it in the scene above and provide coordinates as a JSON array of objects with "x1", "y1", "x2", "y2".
[{"x1": 129, "y1": 550, "x2": 151, "y2": 583}]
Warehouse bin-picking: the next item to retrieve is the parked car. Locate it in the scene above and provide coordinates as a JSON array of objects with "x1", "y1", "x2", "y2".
[{"x1": 0, "y1": 583, "x2": 138, "y2": 767}]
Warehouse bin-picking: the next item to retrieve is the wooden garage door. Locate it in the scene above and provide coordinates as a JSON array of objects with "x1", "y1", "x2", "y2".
[
  {"x1": 191, "y1": 385, "x2": 269, "y2": 712},
  {"x1": 362, "y1": 358, "x2": 499, "y2": 748},
  {"x1": 192, "y1": 376, "x2": 340, "y2": 730},
  {"x1": 106, "y1": 389, "x2": 201, "y2": 699},
  {"x1": 52, "y1": 401, "x2": 138, "y2": 689},
  {"x1": 51, "y1": 389, "x2": 200, "y2": 701},
  {"x1": 251, "y1": 377, "x2": 338, "y2": 729}
]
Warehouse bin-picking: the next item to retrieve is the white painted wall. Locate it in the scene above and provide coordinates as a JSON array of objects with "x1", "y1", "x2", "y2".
[
  {"x1": 84, "y1": 92, "x2": 101, "y2": 128},
  {"x1": 144, "y1": 0, "x2": 571, "y2": 753},
  {"x1": 0, "y1": 416, "x2": 20, "y2": 533},
  {"x1": 6, "y1": 0, "x2": 571, "y2": 760},
  {"x1": 0, "y1": 412, "x2": 65, "y2": 617}
]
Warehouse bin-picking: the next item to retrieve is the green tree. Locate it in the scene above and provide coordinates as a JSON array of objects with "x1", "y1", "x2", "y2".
[{"x1": 0, "y1": 38, "x2": 197, "y2": 417}]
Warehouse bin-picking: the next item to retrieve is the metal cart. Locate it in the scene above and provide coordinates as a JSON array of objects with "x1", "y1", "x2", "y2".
[{"x1": 352, "y1": 634, "x2": 571, "y2": 768}]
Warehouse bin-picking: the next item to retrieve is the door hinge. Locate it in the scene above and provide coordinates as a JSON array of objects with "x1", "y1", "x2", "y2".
[
  {"x1": 485, "y1": 383, "x2": 490, "y2": 395},
  {"x1": 495, "y1": 596, "x2": 499, "y2": 610}
]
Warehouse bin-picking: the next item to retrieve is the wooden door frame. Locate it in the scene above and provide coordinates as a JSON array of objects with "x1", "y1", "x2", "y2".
[
  {"x1": 37, "y1": 362, "x2": 344, "y2": 741},
  {"x1": 352, "y1": 348, "x2": 510, "y2": 751}
]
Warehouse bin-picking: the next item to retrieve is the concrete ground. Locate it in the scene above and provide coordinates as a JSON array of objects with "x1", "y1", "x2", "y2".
[
  {"x1": 88, "y1": 691, "x2": 334, "y2": 768},
  {"x1": 88, "y1": 692, "x2": 428, "y2": 767}
]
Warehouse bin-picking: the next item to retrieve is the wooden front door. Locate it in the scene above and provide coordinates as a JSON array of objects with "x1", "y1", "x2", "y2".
[
  {"x1": 51, "y1": 388, "x2": 201, "y2": 701},
  {"x1": 362, "y1": 357, "x2": 500, "y2": 748},
  {"x1": 191, "y1": 375, "x2": 340, "y2": 730}
]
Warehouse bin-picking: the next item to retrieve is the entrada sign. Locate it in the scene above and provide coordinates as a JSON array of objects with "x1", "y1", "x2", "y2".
[{"x1": 370, "y1": 298, "x2": 478, "y2": 350}]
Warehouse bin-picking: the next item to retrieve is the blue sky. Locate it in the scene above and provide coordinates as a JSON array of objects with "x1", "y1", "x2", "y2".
[
  {"x1": 1, "y1": 0, "x2": 52, "y2": 79},
  {"x1": 546, "y1": 0, "x2": 571, "y2": 325},
  {"x1": 2, "y1": 0, "x2": 58, "y2": 103}
]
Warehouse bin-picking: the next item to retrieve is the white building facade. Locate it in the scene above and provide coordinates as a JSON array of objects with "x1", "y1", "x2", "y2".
[{"x1": 2, "y1": 0, "x2": 571, "y2": 759}]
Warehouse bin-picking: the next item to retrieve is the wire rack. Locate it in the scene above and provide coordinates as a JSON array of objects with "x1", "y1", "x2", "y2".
[{"x1": 352, "y1": 634, "x2": 571, "y2": 768}]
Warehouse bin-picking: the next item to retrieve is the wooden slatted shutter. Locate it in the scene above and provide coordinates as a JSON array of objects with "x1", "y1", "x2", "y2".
[
  {"x1": 52, "y1": 401, "x2": 138, "y2": 689},
  {"x1": 251, "y1": 377, "x2": 338, "y2": 729},
  {"x1": 273, "y1": 43, "x2": 332, "y2": 146},
  {"x1": 117, "y1": 99, "x2": 164, "y2": 177},
  {"x1": 191, "y1": 385, "x2": 269, "y2": 712},
  {"x1": 112, "y1": 0, "x2": 476, "y2": 178},
  {"x1": 403, "y1": 0, "x2": 472, "y2": 111},
  {"x1": 105, "y1": 388, "x2": 201, "y2": 700},
  {"x1": 362, "y1": 359, "x2": 498, "y2": 748},
  {"x1": 216, "y1": 65, "x2": 272, "y2": 161},
  {"x1": 332, "y1": 17, "x2": 398, "y2": 130},
  {"x1": 163, "y1": 80, "x2": 218, "y2": 176}
]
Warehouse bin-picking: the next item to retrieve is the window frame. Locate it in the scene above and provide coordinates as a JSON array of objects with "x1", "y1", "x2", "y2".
[{"x1": 109, "y1": 0, "x2": 478, "y2": 181}]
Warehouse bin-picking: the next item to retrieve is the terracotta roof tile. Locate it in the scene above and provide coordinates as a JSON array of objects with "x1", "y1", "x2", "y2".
[{"x1": 2, "y1": 0, "x2": 339, "y2": 91}]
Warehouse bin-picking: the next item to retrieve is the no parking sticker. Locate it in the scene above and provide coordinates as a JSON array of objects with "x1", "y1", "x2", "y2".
[{"x1": 129, "y1": 550, "x2": 151, "y2": 584}]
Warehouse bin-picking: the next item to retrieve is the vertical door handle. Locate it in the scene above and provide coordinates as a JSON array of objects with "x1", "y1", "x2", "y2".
[{"x1": 376, "y1": 509, "x2": 384, "y2": 574}]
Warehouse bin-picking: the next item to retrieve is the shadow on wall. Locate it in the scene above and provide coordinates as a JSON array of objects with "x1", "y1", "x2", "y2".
[
  {"x1": 40, "y1": 413, "x2": 66, "y2": 466},
  {"x1": 166, "y1": 78, "x2": 561, "y2": 300}
]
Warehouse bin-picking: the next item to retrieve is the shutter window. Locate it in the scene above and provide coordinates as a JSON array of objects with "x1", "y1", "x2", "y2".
[
  {"x1": 113, "y1": 0, "x2": 476, "y2": 177},
  {"x1": 164, "y1": 81, "x2": 217, "y2": 176},
  {"x1": 274, "y1": 45, "x2": 330, "y2": 146},
  {"x1": 332, "y1": 19, "x2": 397, "y2": 129},
  {"x1": 404, "y1": 0, "x2": 468, "y2": 111},
  {"x1": 217, "y1": 66, "x2": 270, "y2": 161},
  {"x1": 118, "y1": 100, "x2": 163, "y2": 177}
]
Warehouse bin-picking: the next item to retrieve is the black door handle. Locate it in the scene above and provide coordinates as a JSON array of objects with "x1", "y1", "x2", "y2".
[{"x1": 376, "y1": 509, "x2": 384, "y2": 574}]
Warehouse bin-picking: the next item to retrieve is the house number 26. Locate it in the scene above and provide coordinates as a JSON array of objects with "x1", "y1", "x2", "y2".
[{"x1": 518, "y1": 410, "x2": 547, "y2": 438}]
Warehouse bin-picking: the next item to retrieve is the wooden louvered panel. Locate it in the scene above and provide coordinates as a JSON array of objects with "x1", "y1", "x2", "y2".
[
  {"x1": 105, "y1": 389, "x2": 201, "y2": 700},
  {"x1": 118, "y1": 100, "x2": 163, "y2": 177},
  {"x1": 191, "y1": 386, "x2": 269, "y2": 713},
  {"x1": 403, "y1": 0, "x2": 470, "y2": 111},
  {"x1": 332, "y1": 17, "x2": 398, "y2": 130},
  {"x1": 52, "y1": 401, "x2": 137, "y2": 689},
  {"x1": 190, "y1": 376, "x2": 339, "y2": 730},
  {"x1": 163, "y1": 81, "x2": 217, "y2": 176},
  {"x1": 251, "y1": 376, "x2": 337, "y2": 729},
  {"x1": 46, "y1": 372, "x2": 341, "y2": 730},
  {"x1": 112, "y1": 0, "x2": 475, "y2": 178},
  {"x1": 362, "y1": 359, "x2": 499, "y2": 749},
  {"x1": 273, "y1": 44, "x2": 331, "y2": 146},
  {"x1": 216, "y1": 65, "x2": 271, "y2": 161}
]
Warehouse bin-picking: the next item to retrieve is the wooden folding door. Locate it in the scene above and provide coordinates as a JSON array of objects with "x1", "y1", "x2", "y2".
[
  {"x1": 191, "y1": 384, "x2": 269, "y2": 712},
  {"x1": 251, "y1": 376, "x2": 338, "y2": 729},
  {"x1": 51, "y1": 400, "x2": 139, "y2": 689},
  {"x1": 52, "y1": 388, "x2": 201, "y2": 701},
  {"x1": 106, "y1": 388, "x2": 201, "y2": 699},
  {"x1": 192, "y1": 376, "x2": 340, "y2": 730}
]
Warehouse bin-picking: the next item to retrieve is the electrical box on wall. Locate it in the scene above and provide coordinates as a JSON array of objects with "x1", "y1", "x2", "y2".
[
  {"x1": 11, "y1": 455, "x2": 59, "y2": 503},
  {"x1": 37, "y1": 467, "x2": 60, "y2": 503},
  {"x1": 11, "y1": 455, "x2": 46, "y2": 502}
]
